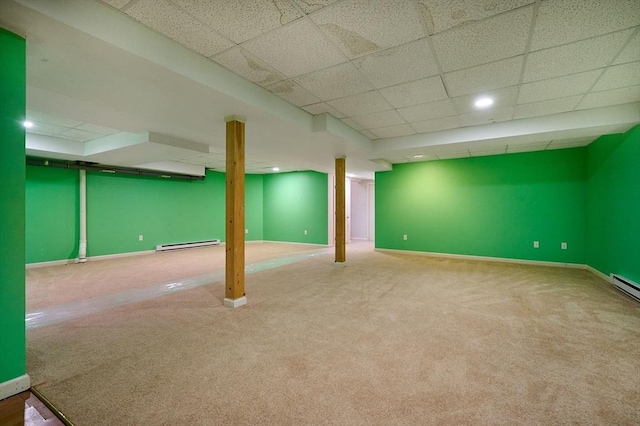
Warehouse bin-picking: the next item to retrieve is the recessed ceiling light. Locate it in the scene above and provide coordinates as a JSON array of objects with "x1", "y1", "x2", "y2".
[
  {"x1": 474, "y1": 97, "x2": 494, "y2": 109},
  {"x1": 412, "y1": 154, "x2": 424, "y2": 158},
  {"x1": 23, "y1": 120, "x2": 34, "y2": 128},
  {"x1": 272, "y1": 167, "x2": 280, "y2": 172}
]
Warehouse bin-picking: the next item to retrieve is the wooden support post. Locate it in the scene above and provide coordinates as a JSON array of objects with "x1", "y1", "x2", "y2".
[
  {"x1": 335, "y1": 157, "x2": 346, "y2": 264},
  {"x1": 224, "y1": 116, "x2": 247, "y2": 308}
]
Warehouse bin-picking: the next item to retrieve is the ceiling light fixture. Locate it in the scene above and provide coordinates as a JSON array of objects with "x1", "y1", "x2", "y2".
[
  {"x1": 23, "y1": 120, "x2": 34, "y2": 128},
  {"x1": 272, "y1": 167, "x2": 280, "y2": 172},
  {"x1": 474, "y1": 97, "x2": 494, "y2": 109},
  {"x1": 412, "y1": 154, "x2": 424, "y2": 158}
]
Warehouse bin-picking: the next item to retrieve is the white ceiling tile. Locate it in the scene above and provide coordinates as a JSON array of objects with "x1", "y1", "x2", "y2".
[
  {"x1": 293, "y1": 0, "x2": 339, "y2": 13},
  {"x1": 397, "y1": 99, "x2": 456, "y2": 122},
  {"x1": 100, "y1": 0, "x2": 130, "y2": 9},
  {"x1": 242, "y1": 19, "x2": 346, "y2": 78},
  {"x1": 411, "y1": 116, "x2": 461, "y2": 133},
  {"x1": 302, "y1": 102, "x2": 346, "y2": 118},
  {"x1": 294, "y1": 62, "x2": 374, "y2": 101},
  {"x1": 518, "y1": 70, "x2": 602, "y2": 104},
  {"x1": 352, "y1": 39, "x2": 439, "y2": 89},
  {"x1": 546, "y1": 137, "x2": 595, "y2": 150},
  {"x1": 417, "y1": 0, "x2": 535, "y2": 35},
  {"x1": 530, "y1": 0, "x2": 640, "y2": 51},
  {"x1": 341, "y1": 117, "x2": 365, "y2": 131},
  {"x1": 172, "y1": 0, "x2": 303, "y2": 44},
  {"x1": 444, "y1": 56, "x2": 523, "y2": 97},
  {"x1": 576, "y1": 86, "x2": 640, "y2": 110},
  {"x1": 359, "y1": 129, "x2": 378, "y2": 139},
  {"x1": 326, "y1": 91, "x2": 391, "y2": 117},
  {"x1": 379, "y1": 76, "x2": 448, "y2": 108},
  {"x1": 126, "y1": 0, "x2": 234, "y2": 57},
  {"x1": 311, "y1": 0, "x2": 425, "y2": 59},
  {"x1": 458, "y1": 107, "x2": 514, "y2": 127},
  {"x1": 469, "y1": 148, "x2": 507, "y2": 157},
  {"x1": 613, "y1": 30, "x2": 640, "y2": 65},
  {"x1": 404, "y1": 154, "x2": 438, "y2": 161},
  {"x1": 213, "y1": 47, "x2": 285, "y2": 87},
  {"x1": 27, "y1": 110, "x2": 83, "y2": 128},
  {"x1": 544, "y1": 144, "x2": 581, "y2": 152},
  {"x1": 523, "y1": 30, "x2": 633, "y2": 82},
  {"x1": 76, "y1": 123, "x2": 119, "y2": 135},
  {"x1": 350, "y1": 110, "x2": 406, "y2": 129},
  {"x1": 437, "y1": 151, "x2": 470, "y2": 159},
  {"x1": 592, "y1": 61, "x2": 640, "y2": 92},
  {"x1": 513, "y1": 96, "x2": 581, "y2": 120},
  {"x1": 369, "y1": 124, "x2": 416, "y2": 139},
  {"x1": 452, "y1": 86, "x2": 518, "y2": 114},
  {"x1": 506, "y1": 143, "x2": 549, "y2": 153},
  {"x1": 59, "y1": 128, "x2": 104, "y2": 142},
  {"x1": 28, "y1": 121, "x2": 71, "y2": 137},
  {"x1": 432, "y1": 6, "x2": 532, "y2": 72},
  {"x1": 266, "y1": 80, "x2": 321, "y2": 106}
]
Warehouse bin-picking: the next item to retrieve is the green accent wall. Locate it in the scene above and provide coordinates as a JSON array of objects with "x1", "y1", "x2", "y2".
[
  {"x1": 587, "y1": 125, "x2": 640, "y2": 283},
  {"x1": 86, "y1": 170, "x2": 226, "y2": 256},
  {"x1": 0, "y1": 28, "x2": 27, "y2": 385},
  {"x1": 25, "y1": 169, "x2": 270, "y2": 261},
  {"x1": 263, "y1": 171, "x2": 328, "y2": 244},
  {"x1": 245, "y1": 174, "x2": 264, "y2": 241},
  {"x1": 376, "y1": 148, "x2": 587, "y2": 264},
  {"x1": 25, "y1": 166, "x2": 79, "y2": 263}
]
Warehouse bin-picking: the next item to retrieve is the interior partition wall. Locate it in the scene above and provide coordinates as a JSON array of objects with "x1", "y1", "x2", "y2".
[
  {"x1": 375, "y1": 125, "x2": 640, "y2": 282},
  {"x1": 587, "y1": 125, "x2": 640, "y2": 284},
  {"x1": 0, "y1": 27, "x2": 28, "y2": 397},
  {"x1": 263, "y1": 171, "x2": 329, "y2": 245},
  {"x1": 375, "y1": 147, "x2": 588, "y2": 264},
  {"x1": 26, "y1": 168, "x2": 331, "y2": 263}
]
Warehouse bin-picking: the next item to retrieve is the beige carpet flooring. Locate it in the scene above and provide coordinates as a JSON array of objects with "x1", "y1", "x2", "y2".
[{"x1": 26, "y1": 243, "x2": 640, "y2": 425}]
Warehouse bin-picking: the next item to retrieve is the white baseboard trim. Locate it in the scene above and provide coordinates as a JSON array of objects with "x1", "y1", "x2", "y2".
[
  {"x1": 374, "y1": 248, "x2": 586, "y2": 269},
  {"x1": 0, "y1": 374, "x2": 30, "y2": 401},
  {"x1": 26, "y1": 259, "x2": 75, "y2": 269},
  {"x1": 87, "y1": 250, "x2": 156, "y2": 261},
  {"x1": 585, "y1": 265, "x2": 611, "y2": 282},
  {"x1": 263, "y1": 240, "x2": 329, "y2": 247}
]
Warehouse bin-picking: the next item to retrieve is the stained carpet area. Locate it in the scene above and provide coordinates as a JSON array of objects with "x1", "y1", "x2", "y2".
[{"x1": 26, "y1": 243, "x2": 640, "y2": 425}]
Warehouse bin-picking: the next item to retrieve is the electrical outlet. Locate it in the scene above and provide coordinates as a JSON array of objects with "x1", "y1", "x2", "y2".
[
  {"x1": 304, "y1": 230, "x2": 308, "y2": 235},
  {"x1": 533, "y1": 241, "x2": 539, "y2": 248},
  {"x1": 245, "y1": 229, "x2": 248, "y2": 234},
  {"x1": 403, "y1": 234, "x2": 408, "y2": 241},
  {"x1": 138, "y1": 235, "x2": 143, "y2": 241},
  {"x1": 561, "y1": 242, "x2": 567, "y2": 250}
]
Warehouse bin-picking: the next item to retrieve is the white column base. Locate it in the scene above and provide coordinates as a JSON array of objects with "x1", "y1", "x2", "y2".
[
  {"x1": 334, "y1": 261, "x2": 347, "y2": 267},
  {"x1": 223, "y1": 296, "x2": 247, "y2": 308},
  {"x1": 0, "y1": 374, "x2": 30, "y2": 400}
]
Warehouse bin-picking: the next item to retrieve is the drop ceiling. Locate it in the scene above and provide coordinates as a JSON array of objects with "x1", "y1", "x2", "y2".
[{"x1": 1, "y1": 0, "x2": 638, "y2": 178}]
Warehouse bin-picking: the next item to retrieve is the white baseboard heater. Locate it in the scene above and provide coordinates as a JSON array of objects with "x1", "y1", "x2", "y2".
[
  {"x1": 156, "y1": 239, "x2": 220, "y2": 252},
  {"x1": 611, "y1": 274, "x2": 640, "y2": 302}
]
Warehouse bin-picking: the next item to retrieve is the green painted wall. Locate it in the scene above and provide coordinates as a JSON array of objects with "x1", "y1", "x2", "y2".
[
  {"x1": 245, "y1": 174, "x2": 263, "y2": 241},
  {"x1": 263, "y1": 171, "x2": 328, "y2": 244},
  {"x1": 376, "y1": 148, "x2": 587, "y2": 264},
  {"x1": 25, "y1": 166, "x2": 79, "y2": 263},
  {"x1": 86, "y1": 170, "x2": 226, "y2": 256},
  {"x1": 587, "y1": 125, "x2": 640, "y2": 283},
  {"x1": 0, "y1": 28, "x2": 26, "y2": 385},
  {"x1": 25, "y1": 169, "x2": 269, "y2": 260}
]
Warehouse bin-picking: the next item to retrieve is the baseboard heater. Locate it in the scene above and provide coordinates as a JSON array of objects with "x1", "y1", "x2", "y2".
[
  {"x1": 611, "y1": 274, "x2": 640, "y2": 302},
  {"x1": 156, "y1": 239, "x2": 220, "y2": 252}
]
